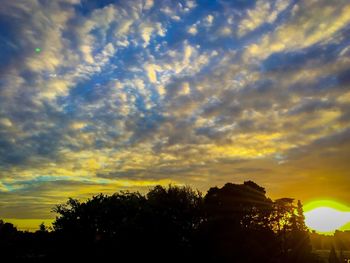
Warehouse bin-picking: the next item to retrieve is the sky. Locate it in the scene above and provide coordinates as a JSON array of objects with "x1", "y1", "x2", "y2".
[{"x1": 0, "y1": 0, "x2": 350, "y2": 230}]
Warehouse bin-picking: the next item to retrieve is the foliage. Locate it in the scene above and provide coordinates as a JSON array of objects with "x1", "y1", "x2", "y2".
[{"x1": 0, "y1": 181, "x2": 318, "y2": 262}]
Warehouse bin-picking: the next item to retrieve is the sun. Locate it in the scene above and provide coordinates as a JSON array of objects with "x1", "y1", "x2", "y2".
[{"x1": 303, "y1": 200, "x2": 350, "y2": 234}]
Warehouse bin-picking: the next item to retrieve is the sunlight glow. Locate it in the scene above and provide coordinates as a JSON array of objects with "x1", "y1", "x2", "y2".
[{"x1": 304, "y1": 201, "x2": 350, "y2": 233}]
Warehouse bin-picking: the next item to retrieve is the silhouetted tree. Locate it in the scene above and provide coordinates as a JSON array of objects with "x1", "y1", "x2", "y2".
[
  {"x1": 288, "y1": 201, "x2": 313, "y2": 262},
  {"x1": 146, "y1": 185, "x2": 204, "y2": 261},
  {"x1": 271, "y1": 198, "x2": 314, "y2": 262},
  {"x1": 296, "y1": 200, "x2": 307, "y2": 231},
  {"x1": 329, "y1": 246, "x2": 340, "y2": 263},
  {"x1": 339, "y1": 250, "x2": 346, "y2": 263},
  {"x1": 52, "y1": 185, "x2": 203, "y2": 261},
  {"x1": 0, "y1": 181, "x2": 320, "y2": 262},
  {"x1": 0, "y1": 219, "x2": 17, "y2": 239},
  {"x1": 38, "y1": 222, "x2": 48, "y2": 232},
  {"x1": 52, "y1": 192, "x2": 149, "y2": 260},
  {"x1": 201, "y1": 181, "x2": 277, "y2": 262}
]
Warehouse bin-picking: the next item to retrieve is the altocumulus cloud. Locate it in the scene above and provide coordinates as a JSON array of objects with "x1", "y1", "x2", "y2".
[{"x1": 0, "y1": 0, "x2": 350, "y2": 222}]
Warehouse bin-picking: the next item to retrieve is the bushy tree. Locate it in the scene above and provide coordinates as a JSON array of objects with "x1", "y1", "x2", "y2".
[
  {"x1": 146, "y1": 185, "x2": 204, "y2": 260},
  {"x1": 52, "y1": 185, "x2": 203, "y2": 261}
]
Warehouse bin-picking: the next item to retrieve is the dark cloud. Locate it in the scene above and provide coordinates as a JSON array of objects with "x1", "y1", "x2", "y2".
[
  {"x1": 262, "y1": 42, "x2": 344, "y2": 73},
  {"x1": 338, "y1": 69, "x2": 350, "y2": 85},
  {"x1": 287, "y1": 99, "x2": 336, "y2": 116}
]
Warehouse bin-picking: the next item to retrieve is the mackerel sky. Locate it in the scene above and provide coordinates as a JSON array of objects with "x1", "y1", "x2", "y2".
[{"x1": 1, "y1": 0, "x2": 350, "y2": 224}]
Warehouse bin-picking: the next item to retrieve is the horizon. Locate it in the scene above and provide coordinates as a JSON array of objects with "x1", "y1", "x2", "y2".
[
  {"x1": 4, "y1": 184, "x2": 350, "y2": 233},
  {"x1": 1, "y1": 0, "x2": 350, "y2": 235}
]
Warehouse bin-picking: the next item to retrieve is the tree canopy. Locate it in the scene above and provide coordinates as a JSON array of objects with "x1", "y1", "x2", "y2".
[{"x1": 1, "y1": 181, "x2": 318, "y2": 262}]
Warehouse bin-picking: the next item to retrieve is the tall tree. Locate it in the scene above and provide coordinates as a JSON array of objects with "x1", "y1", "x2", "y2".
[{"x1": 203, "y1": 181, "x2": 276, "y2": 262}]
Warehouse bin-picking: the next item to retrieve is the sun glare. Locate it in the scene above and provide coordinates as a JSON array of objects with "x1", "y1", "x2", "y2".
[{"x1": 304, "y1": 200, "x2": 350, "y2": 234}]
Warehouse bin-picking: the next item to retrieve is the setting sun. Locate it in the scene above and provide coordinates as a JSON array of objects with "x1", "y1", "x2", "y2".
[{"x1": 304, "y1": 201, "x2": 350, "y2": 234}]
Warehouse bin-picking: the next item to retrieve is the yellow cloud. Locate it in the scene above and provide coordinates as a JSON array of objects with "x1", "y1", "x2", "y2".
[
  {"x1": 179, "y1": 82, "x2": 191, "y2": 95},
  {"x1": 219, "y1": 27, "x2": 232, "y2": 36},
  {"x1": 184, "y1": 43, "x2": 193, "y2": 65},
  {"x1": 205, "y1": 14, "x2": 214, "y2": 26},
  {"x1": 116, "y1": 20, "x2": 134, "y2": 35},
  {"x1": 338, "y1": 92, "x2": 350, "y2": 103},
  {"x1": 140, "y1": 25, "x2": 154, "y2": 46},
  {"x1": 302, "y1": 110, "x2": 341, "y2": 131},
  {"x1": 145, "y1": 64, "x2": 161, "y2": 83},
  {"x1": 81, "y1": 44, "x2": 95, "y2": 64},
  {"x1": 40, "y1": 79, "x2": 70, "y2": 100},
  {"x1": 157, "y1": 85, "x2": 166, "y2": 96},
  {"x1": 70, "y1": 121, "x2": 87, "y2": 130},
  {"x1": 188, "y1": 25, "x2": 198, "y2": 35},
  {"x1": 244, "y1": 2, "x2": 350, "y2": 60},
  {"x1": 0, "y1": 118, "x2": 12, "y2": 127},
  {"x1": 238, "y1": 0, "x2": 271, "y2": 37}
]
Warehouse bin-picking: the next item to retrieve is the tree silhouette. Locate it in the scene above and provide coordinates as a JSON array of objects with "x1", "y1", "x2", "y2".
[
  {"x1": 38, "y1": 222, "x2": 48, "y2": 232},
  {"x1": 0, "y1": 181, "x2": 321, "y2": 262},
  {"x1": 329, "y1": 246, "x2": 340, "y2": 263},
  {"x1": 201, "y1": 181, "x2": 277, "y2": 262}
]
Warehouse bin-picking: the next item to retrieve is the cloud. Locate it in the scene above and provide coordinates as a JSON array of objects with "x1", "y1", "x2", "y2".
[
  {"x1": 287, "y1": 99, "x2": 336, "y2": 116},
  {"x1": 237, "y1": 0, "x2": 290, "y2": 37},
  {"x1": 1, "y1": 0, "x2": 350, "y2": 224},
  {"x1": 0, "y1": 118, "x2": 12, "y2": 127},
  {"x1": 188, "y1": 25, "x2": 198, "y2": 35},
  {"x1": 238, "y1": 0, "x2": 271, "y2": 37},
  {"x1": 144, "y1": 0, "x2": 154, "y2": 10},
  {"x1": 243, "y1": 1, "x2": 350, "y2": 61},
  {"x1": 145, "y1": 64, "x2": 161, "y2": 83},
  {"x1": 204, "y1": 15, "x2": 214, "y2": 27}
]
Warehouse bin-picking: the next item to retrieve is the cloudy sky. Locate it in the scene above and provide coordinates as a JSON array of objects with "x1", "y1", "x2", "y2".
[{"x1": 1, "y1": 0, "x2": 350, "y2": 229}]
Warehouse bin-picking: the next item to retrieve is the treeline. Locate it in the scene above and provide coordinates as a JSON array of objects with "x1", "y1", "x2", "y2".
[
  {"x1": 310, "y1": 230, "x2": 350, "y2": 250},
  {"x1": 1, "y1": 181, "x2": 320, "y2": 262}
]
